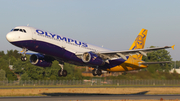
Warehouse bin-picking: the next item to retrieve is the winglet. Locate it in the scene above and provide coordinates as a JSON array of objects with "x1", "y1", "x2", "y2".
[{"x1": 171, "y1": 45, "x2": 175, "y2": 50}]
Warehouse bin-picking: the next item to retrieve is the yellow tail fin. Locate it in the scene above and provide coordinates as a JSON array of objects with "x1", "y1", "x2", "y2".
[{"x1": 129, "y1": 29, "x2": 148, "y2": 60}]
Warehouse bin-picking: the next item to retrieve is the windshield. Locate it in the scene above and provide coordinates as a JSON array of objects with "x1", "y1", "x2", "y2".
[{"x1": 11, "y1": 29, "x2": 26, "y2": 33}]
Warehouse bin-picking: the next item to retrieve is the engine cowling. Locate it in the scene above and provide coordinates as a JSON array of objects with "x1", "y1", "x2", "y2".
[
  {"x1": 30, "y1": 54, "x2": 52, "y2": 67},
  {"x1": 82, "y1": 52, "x2": 105, "y2": 66}
]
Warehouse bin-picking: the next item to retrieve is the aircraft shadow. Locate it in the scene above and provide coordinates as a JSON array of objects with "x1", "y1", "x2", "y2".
[{"x1": 41, "y1": 91, "x2": 149, "y2": 96}]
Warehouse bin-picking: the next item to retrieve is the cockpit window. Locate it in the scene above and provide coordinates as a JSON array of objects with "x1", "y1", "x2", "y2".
[
  {"x1": 12, "y1": 29, "x2": 27, "y2": 33},
  {"x1": 13, "y1": 29, "x2": 19, "y2": 31},
  {"x1": 19, "y1": 29, "x2": 23, "y2": 32},
  {"x1": 23, "y1": 29, "x2": 26, "y2": 33}
]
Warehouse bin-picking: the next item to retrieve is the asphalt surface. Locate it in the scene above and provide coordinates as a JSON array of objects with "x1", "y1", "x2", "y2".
[{"x1": 0, "y1": 94, "x2": 179, "y2": 101}]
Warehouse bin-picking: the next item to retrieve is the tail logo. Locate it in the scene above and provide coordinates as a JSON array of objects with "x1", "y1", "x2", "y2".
[
  {"x1": 132, "y1": 30, "x2": 146, "y2": 59},
  {"x1": 135, "y1": 35, "x2": 145, "y2": 49}
]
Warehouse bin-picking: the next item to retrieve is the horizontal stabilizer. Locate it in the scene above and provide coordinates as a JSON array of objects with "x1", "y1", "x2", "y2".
[{"x1": 139, "y1": 61, "x2": 172, "y2": 65}]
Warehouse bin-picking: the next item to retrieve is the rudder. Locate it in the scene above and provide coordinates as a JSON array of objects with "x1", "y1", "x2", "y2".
[{"x1": 129, "y1": 29, "x2": 148, "y2": 60}]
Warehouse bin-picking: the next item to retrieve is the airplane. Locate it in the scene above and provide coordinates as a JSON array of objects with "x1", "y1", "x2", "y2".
[{"x1": 6, "y1": 26, "x2": 175, "y2": 77}]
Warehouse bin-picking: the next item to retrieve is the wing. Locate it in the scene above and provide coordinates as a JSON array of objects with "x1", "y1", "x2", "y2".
[{"x1": 76, "y1": 45, "x2": 175, "y2": 60}]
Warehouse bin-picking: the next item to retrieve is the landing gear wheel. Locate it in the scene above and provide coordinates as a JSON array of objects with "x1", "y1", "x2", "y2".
[
  {"x1": 62, "y1": 70, "x2": 67, "y2": 77},
  {"x1": 58, "y1": 62, "x2": 68, "y2": 77},
  {"x1": 97, "y1": 69, "x2": 102, "y2": 76},
  {"x1": 58, "y1": 70, "x2": 67, "y2": 77},
  {"x1": 92, "y1": 69, "x2": 97, "y2": 76},
  {"x1": 21, "y1": 56, "x2": 27, "y2": 61},
  {"x1": 58, "y1": 70, "x2": 62, "y2": 77},
  {"x1": 92, "y1": 69, "x2": 102, "y2": 76}
]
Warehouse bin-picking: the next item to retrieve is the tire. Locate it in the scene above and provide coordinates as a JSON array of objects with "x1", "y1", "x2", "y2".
[
  {"x1": 97, "y1": 69, "x2": 102, "y2": 76},
  {"x1": 21, "y1": 56, "x2": 26, "y2": 61},
  {"x1": 24, "y1": 57, "x2": 27, "y2": 61},
  {"x1": 62, "y1": 70, "x2": 67, "y2": 77},
  {"x1": 58, "y1": 70, "x2": 62, "y2": 77},
  {"x1": 21, "y1": 57, "x2": 23, "y2": 61},
  {"x1": 92, "y1": 69, "x2": 97, "y2": 76}
]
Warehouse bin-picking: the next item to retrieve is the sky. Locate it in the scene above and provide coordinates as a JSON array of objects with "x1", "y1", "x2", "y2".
[{"x1": 0, "y1": 0, "x2": 179, "y2": 60}]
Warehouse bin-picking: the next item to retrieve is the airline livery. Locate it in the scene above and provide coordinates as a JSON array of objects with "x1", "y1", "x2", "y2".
[{"x1": 6, "y1": 26, "x2": 174, "y2": 77}]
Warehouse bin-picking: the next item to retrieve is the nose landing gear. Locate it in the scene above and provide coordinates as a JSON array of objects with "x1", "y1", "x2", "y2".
[{"x1": 20, "y1": 48, "x2": 28, "y2": 61}]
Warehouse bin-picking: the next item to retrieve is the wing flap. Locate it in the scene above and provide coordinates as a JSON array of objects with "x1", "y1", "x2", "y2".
[
  {"x1": 101, "y1": 46, "x2": 173, "y2": 54},
  {"x1": 99, "y1": 45, "x2": 174, "y2": 59}
]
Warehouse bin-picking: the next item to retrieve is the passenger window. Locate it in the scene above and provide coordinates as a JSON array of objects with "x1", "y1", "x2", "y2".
[
  {"x1": 23, "y1": 29, "x2": 26, "y2": 33},
  {"x1": 19, "y1": 29, "x2": 23, "y2": 32}
]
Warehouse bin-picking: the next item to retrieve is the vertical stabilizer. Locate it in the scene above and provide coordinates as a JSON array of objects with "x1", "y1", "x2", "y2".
[{"x1": 129, "y1": 29, "x2": 148, "y2": 60}]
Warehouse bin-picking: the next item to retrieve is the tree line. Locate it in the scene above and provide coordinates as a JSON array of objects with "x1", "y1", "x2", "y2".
[
  {"x1": 0, "y1": 46, "x2": 179, "y2": 80},
  {"x1": 0, "y1": 50, "x2": 83, "y2": 80}
]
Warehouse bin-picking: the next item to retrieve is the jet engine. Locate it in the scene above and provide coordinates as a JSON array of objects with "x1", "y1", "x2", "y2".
[
  {"x1": 30, "y1": 54, "x2": 52, "y2": 67},
  {"x1": 82, "y1": 52, "x2": 105, "y2": 66}
]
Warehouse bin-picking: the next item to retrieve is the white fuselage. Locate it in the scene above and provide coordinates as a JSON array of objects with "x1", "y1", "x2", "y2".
[{"x1": 6, "y1": 26, "x2": 110, "y2": 54}]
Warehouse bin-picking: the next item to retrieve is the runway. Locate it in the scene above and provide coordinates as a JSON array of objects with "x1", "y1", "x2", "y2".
[{"x1": 0, "y1": 94, "x2": 179, "y2": 101}]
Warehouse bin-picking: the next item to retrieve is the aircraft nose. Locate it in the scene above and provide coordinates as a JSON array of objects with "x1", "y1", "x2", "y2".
[{"x1": 6, "y1": 32, "x2": 14, "y2": 42}]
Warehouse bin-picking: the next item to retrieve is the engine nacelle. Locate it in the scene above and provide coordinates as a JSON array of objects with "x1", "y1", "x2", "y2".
[
  {"x1": 82, "y1": 52, "x2": 105, "y2": 66},
  {"x1": 30, "y1": 54, "x2": 52, "y2": 67}
]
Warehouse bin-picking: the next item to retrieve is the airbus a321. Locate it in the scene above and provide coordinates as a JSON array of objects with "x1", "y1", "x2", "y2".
[{"x1": 6, "y1": 26, "x2": 174, "y2": 77}]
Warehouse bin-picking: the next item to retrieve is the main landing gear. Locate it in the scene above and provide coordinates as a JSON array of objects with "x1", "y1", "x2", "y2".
[
  {"x1": 92, "y1": 69, "x2": 102, "y2": 76},
  {"x1": 58, "y1": 62, "x2": 67, "y2": 77},
  {"x1": 21, "y1": 48, "x2": 28, "y2": 61}
]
